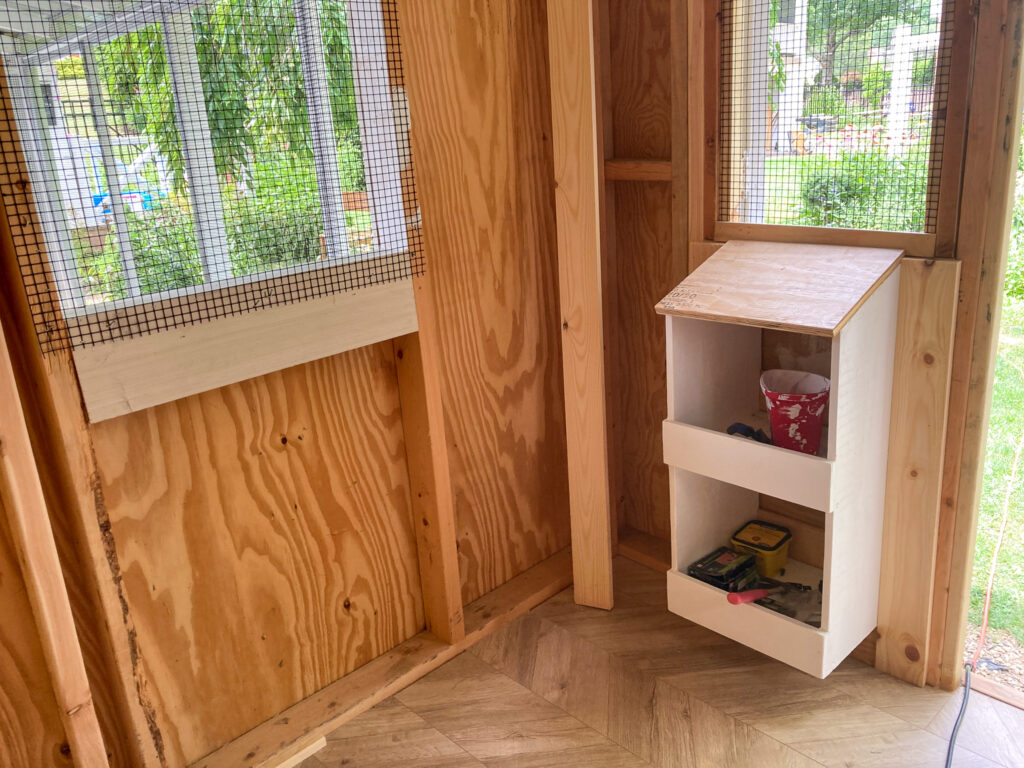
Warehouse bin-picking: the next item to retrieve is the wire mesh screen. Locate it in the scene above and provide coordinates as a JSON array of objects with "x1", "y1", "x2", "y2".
[
  {"x1": 719, "y1": 0, "x2": 951, "y2": 232},
  {"x1": 0, "y1": 0, "x2": 422, "y2": 352}
]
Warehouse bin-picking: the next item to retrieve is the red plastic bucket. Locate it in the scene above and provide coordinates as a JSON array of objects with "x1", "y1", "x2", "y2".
[{"x1": 760, "y1": 370, "x2": 831, "y2": 456}]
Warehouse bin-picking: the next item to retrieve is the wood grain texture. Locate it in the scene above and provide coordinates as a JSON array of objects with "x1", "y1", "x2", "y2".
[
  {"x1": 399, "y1": 0, "x2": 571, "y2": 604},
  {"x1": 1, "y1": 61, "x2": 160, "y2": 767},
  {"x1": 604, "y1": 159, "x2": 672, "y2": 182},
  {"x1": 608, "y1": 0, "x2": 671, "y2": 159},
  {"x1": 0, "y1": 501, "x2": 74, "y2": 768},
  {"x1": 547, "y1": 0, "x2": 615, "y2": 609},
  {"x1": 0, "y1": 315, "x2": 108, "y2": 767},
  {"x1": 76, "y1": 278, "x2": 417, "y2": 422},
  {"x1": 876, "y1": 259, "x2": 960, "y2": 686},
  {"x1": 612, "y1": 184, "x2": 675, "y2": 540},
  {"x1": 604, "y1": 0, "x2": 678, "y2": 547},
  {"x1": 194, "y1": 549, "x2": 573, "y2": 768},
  {"x1": 931, "y1": 0, "x2": 1024, "y2": 691},
  {"x1": 89, "y1": 343, "x2": 425, "y2": 765},
  {"x1": 393, "y1": 329, "x2": 465, "y2": 644},
  {"x1": 713, "y1": 222, "x2": 936, "y2": 259},
  {"x1": 656, "y1": 240, "x2": 903, "y2": 336}
]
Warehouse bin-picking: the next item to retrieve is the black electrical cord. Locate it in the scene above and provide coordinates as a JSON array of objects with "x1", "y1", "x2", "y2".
[{"x1": 944, "y1": 663, "x2": 973, "y2": 768}]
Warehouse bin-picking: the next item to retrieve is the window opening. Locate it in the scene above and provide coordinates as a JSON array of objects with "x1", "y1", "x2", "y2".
[
  {"x1": 0, "y1": 0, "x2": 421, "y2": 352},
  {"x1": 719, "y1": 0, "x2": 951, "y2": 232}
]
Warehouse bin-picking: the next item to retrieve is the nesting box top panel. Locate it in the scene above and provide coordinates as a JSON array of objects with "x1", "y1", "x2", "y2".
[{"x1": 655, "y1": 240, "x2": 903, "y2": 336}]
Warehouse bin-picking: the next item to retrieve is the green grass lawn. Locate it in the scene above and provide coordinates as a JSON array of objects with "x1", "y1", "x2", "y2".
[{"x1": 969, "y1": 175, "x2": 1024, "y2": 645}]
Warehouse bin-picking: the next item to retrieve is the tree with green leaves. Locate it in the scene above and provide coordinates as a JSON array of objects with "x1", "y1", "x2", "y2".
[
  {"x1": 96, "y1": 0, "x2": 360, "y2": 194},
  {"x1": 806, "y1": 0, "x2": 933, "y2": 89}
]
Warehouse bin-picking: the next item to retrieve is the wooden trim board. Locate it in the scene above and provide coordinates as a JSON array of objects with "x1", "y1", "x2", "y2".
[
  {"x1": 547, "y1": 0, "x2": 614, "y2": 610},
  {"x1": 931, "y1": 0, "x2": 1024, "y2": 691},
  {"x1": 0, "y1": 314, "x2": 109, "y2": 766},
  {"x1": 876, "y1": 258, "x2": 960, "y2": 686},
  {"x1": 713, "y1": 222, "x2": 936, "y2": 259},
  {"x1": 604, "y1": 158, "x2": 672, "y2": 181},
  {"x1": 75, "y1": 278, "x2": 417, "y2": 421},
  {"x1": 617, "y1": 527, "x2": 671, "y2": 573},
  {"x1": 190, "y1": 548, "x2": 574, "y2": 768}
]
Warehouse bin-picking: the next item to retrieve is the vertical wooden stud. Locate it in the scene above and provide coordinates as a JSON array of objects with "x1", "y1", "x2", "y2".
[
  {"x1": 0, "y1": 318, "x2": 110, "y2": 768},
  {"x1": 931, "y1": 0, "x2": 1024, "y2": 690},
  {"x1": 875, "y1": 258, "x2": 960, "y2": 685},
  {"x1": 393, "y1": 281, "x2": 465, "y2": 643},
  {"x1": 547, "y1": 0, "x2": 615, "y2": 609}
]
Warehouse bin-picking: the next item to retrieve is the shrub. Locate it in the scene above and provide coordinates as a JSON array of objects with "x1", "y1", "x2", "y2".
[
  {"x1": 912, "y1": 54, "x2": 936, "y2": 89},
  {"x1": 797, "y1": 149, "x2": 928, "y2": 231},
  {"x1": 861, "y1": 64, "x2": 891, "y2": 110},
  {"x1": 55, "y1": 56, "x2": 85, "y2": 80}
]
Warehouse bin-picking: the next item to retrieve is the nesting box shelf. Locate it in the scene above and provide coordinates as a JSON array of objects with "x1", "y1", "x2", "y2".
[{"x1": 657, "y1": 240, "x2": 903, "y2": 678}]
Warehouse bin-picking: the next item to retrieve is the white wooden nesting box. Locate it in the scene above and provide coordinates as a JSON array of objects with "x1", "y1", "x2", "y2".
[{"x1": 656, "y1": 240, "x2": 903, "y2": 678}]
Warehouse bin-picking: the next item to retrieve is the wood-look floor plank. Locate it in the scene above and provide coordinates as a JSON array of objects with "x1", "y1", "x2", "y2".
[
  {"x1": 315, "y1": 559, "x2": 1024, "y2": 768},
  {"x1": 397, "y1": 654, "x2": 633, "y2": 764},
  {"x1": 306, "y1": 727, "x2": 483, "y2": 768},
  {"x1": 926, "y1": 686, "x2": 1024, "y2": 767},
  {"x1": 482, "y1": 742, "x2": 649, "y2": 767},
  {"x1": 827, "y1": 659, "x2": 953, "y2": 728},
  {"x1": 790, "y1": 728, "x2": 999, "y2": 768}
]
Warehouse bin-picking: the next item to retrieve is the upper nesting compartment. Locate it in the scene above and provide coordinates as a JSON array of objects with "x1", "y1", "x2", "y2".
[{"x1": 655, "y1": 240, "x2": 904, "y2": 337}]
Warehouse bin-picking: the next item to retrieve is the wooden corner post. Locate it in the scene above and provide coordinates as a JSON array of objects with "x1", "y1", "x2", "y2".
[{"x1": 546, "y1": 0, "x2": 615, "y2": 609}]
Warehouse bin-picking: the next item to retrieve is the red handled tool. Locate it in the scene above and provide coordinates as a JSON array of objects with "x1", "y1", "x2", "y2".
[{"x1": 726, "y1": 579, "x2": 811, "y2": 605}]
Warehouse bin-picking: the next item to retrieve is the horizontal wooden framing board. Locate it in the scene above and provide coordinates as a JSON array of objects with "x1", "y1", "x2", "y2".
[
  {"x1": 75, "y1": 278, "x2": 417, "y2": 421},
  {"x1": 190, "y1": 547, "x2": 574, "y2": 768},
  {"x1": 713, "y1": 223, "x2": 935, "y2": 259},
  {"x1": 604, "y1": 158, "x2": 672, "y2": 181}
]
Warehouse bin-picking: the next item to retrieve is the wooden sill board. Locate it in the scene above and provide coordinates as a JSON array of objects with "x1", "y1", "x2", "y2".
[
  {"x1": 190, "y1": 548, "x2": 573, "y2": 768},
  {"x1": 655, "y1": 240, "x2": 903, "y2": 336}
]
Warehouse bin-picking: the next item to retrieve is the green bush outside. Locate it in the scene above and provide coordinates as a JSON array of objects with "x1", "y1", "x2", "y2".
[
  {"x1": 75, "y1": 149, "x2": 371, "y2": 300},
  {"x1": 796, "y1": 147, "x2": 929, "y2": 231}
]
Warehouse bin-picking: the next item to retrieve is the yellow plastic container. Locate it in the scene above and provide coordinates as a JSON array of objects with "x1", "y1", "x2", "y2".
[{"x1": 730, "y1": 520, "x2": 791, "y2": 578}]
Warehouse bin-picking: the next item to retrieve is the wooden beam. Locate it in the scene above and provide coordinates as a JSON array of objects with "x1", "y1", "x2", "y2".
[
  {"x1": 393, "y1": 288, "x2": 464, "y2": 644},
  {"x1": 875, "y1": 258, "x2": 960, "y2": 686},
  {"x1": 0, "y1": 317, "x2": 109, "y2": 766},
  {"x1": 617, "y1": 527, "x2": 671, "y2": 573},
  {"x1": 604, "y1": 158, "x2": 672, "y2": 182},
  {"x1": 930, "y1": 0, "x2": 1024, "y2": 691},
  {"x1": 189, "y1": 548, "x2": 574, "y2": 768},
  {"x1": 670, "y1": 0, "x2": 690, "y2": 278},
  {"x1": 714, "y1": 222, "x2": 936, "y2": 259},
  {"x1": 546, "y1": 0, "x2": 614, "y2": 610},
  {"x1": 0, "y1": 59, "x2": 162, "y2": 767}
]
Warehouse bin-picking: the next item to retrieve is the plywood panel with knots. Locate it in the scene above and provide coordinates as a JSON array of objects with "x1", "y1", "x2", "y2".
[
  {"x1": 88, "y1": 343, "x2": 425, "y2": 765},
  {"x1": 398, "y1": 0, "x2": 571, "y2": 604}
]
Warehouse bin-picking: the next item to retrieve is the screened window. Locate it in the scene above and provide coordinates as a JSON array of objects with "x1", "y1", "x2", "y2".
[
  {"x1": 0, "y1": 0, "x2": 419, "y2": 350},
  {"x1": 719, "y1": 0, "x2": 949, "y2": 233}
]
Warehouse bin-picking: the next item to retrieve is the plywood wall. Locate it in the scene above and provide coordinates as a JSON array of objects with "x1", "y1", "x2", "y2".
[
  {"x1": 87, "y1": 343, "x2": 424, "y2": 765},
  {"x1": 607, "y1": 0, "x2": 677, "y2": 540},
  {"x1": 0, "y1": 503, "x2": 73, "y2": 768},
  {"x1": 399, "y1": 0, "x2": 572, "y2": 604}
]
